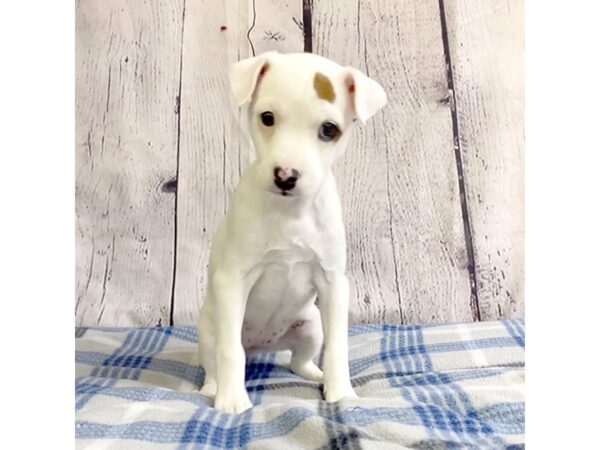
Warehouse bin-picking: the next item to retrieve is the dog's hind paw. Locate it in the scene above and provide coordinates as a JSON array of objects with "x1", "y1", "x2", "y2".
[
  {"x1": 290, "y1": 361, "x2": 324, "y2": 382},
  {"x1": 197, "y1": 381, "x2": 217, "y2": 398}
]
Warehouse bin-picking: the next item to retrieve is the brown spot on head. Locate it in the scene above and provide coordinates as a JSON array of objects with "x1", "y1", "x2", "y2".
[{"x1": 314, "y1": 72, "x2": 336, "y2": 103}]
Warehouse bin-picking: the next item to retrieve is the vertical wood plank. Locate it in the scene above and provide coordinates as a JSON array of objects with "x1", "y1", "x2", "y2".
[
  {"x1": 313, "y1": 0, "x2": 473, "y2": 324},
  {"x1": 172, "y1": 0, "x2": 304, "y2": 324},
  {"x1": 75, "y1": 0, "x2": 183, "y2": 326},
  {"x1": 444, "y1": 0, "x2": 524, "y2": 320}
]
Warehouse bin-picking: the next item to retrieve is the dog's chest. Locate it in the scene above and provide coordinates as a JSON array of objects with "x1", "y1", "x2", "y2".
[
  {"x1": 240, "y1": 217, "x2": 323, "y2": 344},
  {"x1": 257, "y1": 207, "x2": 330, "y2": 263},
  {"x1": 249, "y1": 234, "x2": 319, "y2": 309},
  {"x1": 242, "y1": 258, "x2": 315, "y2": 348}
]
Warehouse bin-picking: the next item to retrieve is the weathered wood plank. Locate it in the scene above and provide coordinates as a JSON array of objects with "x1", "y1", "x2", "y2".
[
  {"x1": 444, "y1": 0, "x2": 524, "y2": 320},
  {"x1": 313, "y1": 0, "x2": 473, "y2": 324},
  {"x1": 172, "y1": 0, "x2": 304, "y2": 324},
  {"x1": 75, "y1": 0, "x2": 183, "y2": 326}
]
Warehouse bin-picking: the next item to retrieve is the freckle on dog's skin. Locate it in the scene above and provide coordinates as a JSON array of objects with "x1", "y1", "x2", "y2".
[{"x1": 196, "y1": 51, "x2": 387, "y2": 414}]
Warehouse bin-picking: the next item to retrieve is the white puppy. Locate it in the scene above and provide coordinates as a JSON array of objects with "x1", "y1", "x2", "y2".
[{"x1": 196, "y1": 51, "x2": 387, "y2": 414}]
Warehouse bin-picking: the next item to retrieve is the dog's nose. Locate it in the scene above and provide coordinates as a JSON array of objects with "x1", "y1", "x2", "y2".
[{"x1": 274, "y1": 167, "x2": 300, "y2": 191}]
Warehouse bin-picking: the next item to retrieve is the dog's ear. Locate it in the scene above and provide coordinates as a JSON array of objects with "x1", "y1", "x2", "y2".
[
  {"x1": 344, "y1": 67, "x2": 387, "y2": 124},
  {"x1": 230, "y1": 51, "x2": 278, "y2": 106}
]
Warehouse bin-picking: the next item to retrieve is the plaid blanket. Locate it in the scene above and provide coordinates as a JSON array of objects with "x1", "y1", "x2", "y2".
[{"x1": 75, "y1": 320, "x2": 524, "y2": 449}]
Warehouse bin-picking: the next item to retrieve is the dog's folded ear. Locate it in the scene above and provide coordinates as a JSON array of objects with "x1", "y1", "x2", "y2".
[
  {"x1": 344, "y1": 68, "x2": 387, "y2": 124},
  {"x1": 230, "y1": 51, "x2": 278, "y2": 106}
]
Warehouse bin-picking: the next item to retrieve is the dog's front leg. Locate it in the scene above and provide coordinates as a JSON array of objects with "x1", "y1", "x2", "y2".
[
  {"x1": 211, "y1": 269, "x2": 252, "y2": 414},
  {"x1": 316, "y1": 270, "x2": 357, "y2": 402}
]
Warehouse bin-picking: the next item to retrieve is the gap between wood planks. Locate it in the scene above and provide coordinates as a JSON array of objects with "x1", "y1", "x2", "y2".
[
  {"x1": 303, "y1": 0, "x2": 312, "y2": 52},
  {"x1": 438, "y1": 0, "x2": 481, "y2": 321},
  {"x1": 169, "y1": 0, "x2": 187, "y2": 326},
  {"x1": 247, "y1": 0, "x2": 257, "y2": 56}
]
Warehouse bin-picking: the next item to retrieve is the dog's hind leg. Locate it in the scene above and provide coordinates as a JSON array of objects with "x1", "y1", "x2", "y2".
[
  {"x1": 196, "y1": 302, "x2": 217, "y2": 397},
  {"x1": 287, "y1": 304, "x2": 324, "y2": 382}
]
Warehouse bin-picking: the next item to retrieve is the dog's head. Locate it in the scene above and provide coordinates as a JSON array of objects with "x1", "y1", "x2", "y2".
[{"x1": 230, "y1": 52, "x2": 387, "y2": 199}]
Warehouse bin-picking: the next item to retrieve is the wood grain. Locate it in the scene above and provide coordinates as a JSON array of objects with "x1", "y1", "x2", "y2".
[
  {"x1": 75, "y1": 0, "x2": 183, "y2": 326},
  {"x1": 171, "y1": 0, "x2": 304, "y2": 324},
  {"x1": 444, "y1": 0, "x2": 524, "y2": 320},
  {"x1": 312, "y1": 0, "x2": 473, "y2": 324}
]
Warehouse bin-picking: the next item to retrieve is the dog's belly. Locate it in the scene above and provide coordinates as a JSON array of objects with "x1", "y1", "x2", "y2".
[{"x1": 242, "y1": 261, "x2": 316, "y2": 351}]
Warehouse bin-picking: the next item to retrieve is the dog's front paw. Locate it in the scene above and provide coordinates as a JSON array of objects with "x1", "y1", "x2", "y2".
[
  {"x1": 214, "y1": 389, "x2": 253, "y2": 414},
  {"x1": 324, "y1": 382, "x2": 358, "y2": 403}
]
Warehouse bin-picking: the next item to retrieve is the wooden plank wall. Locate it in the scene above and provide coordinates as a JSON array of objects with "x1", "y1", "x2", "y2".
[
  {"x1": 75, "y1": 0, "x2": 524, "y2": 327},
  {"x1": 75, "y1": 0, "x2": 184, "y2": 326}
]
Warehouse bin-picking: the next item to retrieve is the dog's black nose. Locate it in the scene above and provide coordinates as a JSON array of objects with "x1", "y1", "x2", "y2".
[{"x1": 274, "y1": 167, "x2": 300, "y2": 191}]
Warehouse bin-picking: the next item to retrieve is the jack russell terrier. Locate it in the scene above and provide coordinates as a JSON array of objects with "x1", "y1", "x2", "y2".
[{"x1": 196, "y1": 51, "x2": 387, "y2": 413}]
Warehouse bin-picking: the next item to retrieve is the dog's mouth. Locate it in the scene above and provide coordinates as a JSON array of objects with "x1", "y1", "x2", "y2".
[{"x1": 267, "y1": 188, "x2": 295, "y2": 198}]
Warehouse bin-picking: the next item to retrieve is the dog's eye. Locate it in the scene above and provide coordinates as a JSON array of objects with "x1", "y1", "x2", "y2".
[
  {"x1": 260, "y1": 111, "x2": 275, "y2": 127},
  {"x1": 318, "y1": 121, "x2": 340, "y2": 142}
]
